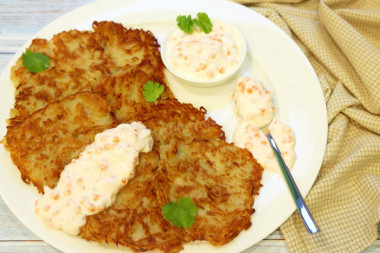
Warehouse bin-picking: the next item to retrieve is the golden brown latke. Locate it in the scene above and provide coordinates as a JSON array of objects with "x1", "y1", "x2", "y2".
[
  {"x1": 10, "y1": 30, "x2": 110, "y2": 89},
  {"x1": 9, "y1": 21, "x2": 167, "y2": 127},
  {"x1": 156, "y1": 138, "x2": 263, "y2": 247},
  {"x1": 10, "y1": 68, "x2": 97, "y2": 126},
  {"x1": 123, "y1": 98, "x2": 225, "y2": 148},
  {"x1": 94, "y1": 70, "x2": 174, "y2": 122},
  {"x1": 80, "y1": 151, "x2": 183, "y2": 253},
  {"x1": 4, "y1": 92, "x2": 117, "y2": 193},
  {"x1": 92, "y1": 20, "x2": 165, "y2": 80}
]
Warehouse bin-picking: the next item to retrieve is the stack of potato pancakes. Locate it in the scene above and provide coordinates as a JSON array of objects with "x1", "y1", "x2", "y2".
[{"x1": 4, "y1": 21, "x2": 263, "y2": 253}]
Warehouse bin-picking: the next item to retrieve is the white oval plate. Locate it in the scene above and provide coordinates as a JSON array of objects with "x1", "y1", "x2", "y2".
[{"x1": 0, "y1": 0, "x2": 327, "y2": 253}]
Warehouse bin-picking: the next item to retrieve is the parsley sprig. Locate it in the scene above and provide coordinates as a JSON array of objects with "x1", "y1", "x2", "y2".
[
  {"x1": 162, "y1": 196, "x2": 199, "y2": 228},
  {"x1": 177, "y1": 12, "x2": 213, "y2": 34},
  {"x1": 176, "y1": 15, "x2": 195, "y2": 34},
  {"x1": 21, "y1": 49, "x2": 50, "y2": 73},
  {"x1": 143, "y1": 81, "x2": 165, "y2": 102}
]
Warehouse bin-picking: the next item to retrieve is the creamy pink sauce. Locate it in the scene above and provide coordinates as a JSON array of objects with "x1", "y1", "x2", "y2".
[
  {"x1": 35, "y1": 122, "x2": 153, "y2": 235},
  {"x1": 232, "y1": 76, "x2": 296, "y2": 173},
  {"x1": 232, "y1": 77, "x2": 274, "y2": 128},
  {"x1": 167, "y1": 24, "x2": 240, "y2": 81},
  {"x1": 268, "y1": 118, "x2": 296, "y2": 169},
  {"x1": 233, "y1": 119, "x2": 296, "y2": 173}
]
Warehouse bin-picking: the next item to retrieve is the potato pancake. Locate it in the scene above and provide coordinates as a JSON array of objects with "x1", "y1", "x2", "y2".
[
  {"x1": 94, "y1": 70, "x2": 174, "y2": 122},
  {"x1": 92, "y1": 21, "x2": 165, "y2": 79},
  {"x1": 156, "y1": 138, "x2": 263, "y2": 246},
  {"x1": 80, "y1": 151, "x2": 183, "y2": 253},
  {"x1": 126, "y1": 98, "x2": 225, "y2": 148},
  {"x1": 4, "y1": 92, "x2": 117, "y2": 193},
  {"x1": 10, "y1": 68, "x2": 97, "y2": 127}
]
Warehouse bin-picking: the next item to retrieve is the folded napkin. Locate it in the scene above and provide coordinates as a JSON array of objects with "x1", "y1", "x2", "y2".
[{"x1": 233, "y1": 0, "x2": 380, "y2": 252}]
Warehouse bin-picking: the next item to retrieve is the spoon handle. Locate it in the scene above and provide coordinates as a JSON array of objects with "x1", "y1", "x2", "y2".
[{"x1": 267, "y1": 134, "x2": 320, "y2": 234}]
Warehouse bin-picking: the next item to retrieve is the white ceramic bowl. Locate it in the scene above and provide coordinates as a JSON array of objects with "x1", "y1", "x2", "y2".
[{"x1": 161, "y1": 18, "x2": 246, "y2": 87}]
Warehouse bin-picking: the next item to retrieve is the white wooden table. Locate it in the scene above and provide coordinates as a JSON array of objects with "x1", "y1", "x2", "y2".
[{"x1": 0, "y1": 1, "x2": 379, "y2": 252}]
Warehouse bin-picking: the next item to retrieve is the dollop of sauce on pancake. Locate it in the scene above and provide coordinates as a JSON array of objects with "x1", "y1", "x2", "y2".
[{"x1": 35, "y1": 122, "x2": 153, "y2": 235}]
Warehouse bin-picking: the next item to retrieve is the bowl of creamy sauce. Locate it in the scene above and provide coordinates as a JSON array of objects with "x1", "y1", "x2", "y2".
[{"x1": 161, "y1": 18, "x2": 246, "y2": 87}]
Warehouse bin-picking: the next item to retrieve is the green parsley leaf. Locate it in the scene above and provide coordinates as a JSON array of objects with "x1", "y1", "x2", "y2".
[
  {"x1": 176, "y1": 15, "x2": 195, "y2": 34},
  {"x1": 176, "y1": 13, "x2": 213, "y2": 35},
  {"x1": 193, "y1": 12, "x2": 213, "y2": 34},
  {"x1": 143, "y1": 81, "x2": 165, "y2": 102},
  {"x1": 162, "y1": 197, "x2": 199, "y2": 228},
  {"x1": 21, "y1": 49, "x2": 50, "y2": 73}
]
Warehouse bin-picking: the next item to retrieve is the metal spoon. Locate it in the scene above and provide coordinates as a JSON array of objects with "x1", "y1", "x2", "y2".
[{"x1": 267, "y1": 133, "x2": 320, "y2": 234}]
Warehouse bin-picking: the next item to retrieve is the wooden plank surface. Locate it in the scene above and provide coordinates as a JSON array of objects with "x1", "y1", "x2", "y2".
[{"x1": 0, "y1": 1, "x2": 379, "y2": 252}]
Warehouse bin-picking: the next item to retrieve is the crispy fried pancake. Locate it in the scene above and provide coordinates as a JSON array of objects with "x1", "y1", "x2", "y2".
[
  {"x1": 4, "y1": 92, "x2": 117, "y2": 193},
  {"x1": 10, "y1": 68, "x2": 98, "y2": 126},
  {"x1": 92, "y1": 21, "x2": 165, "y2": 79},
  {"x1": 80, "y1": 151, "x2": 183, "y2": 253},
  {"x1": 9, "y1": 21, "x2": 166, "y2": 127},
  {"x1": 94, "y1": 70, "x2": 174, "y2": 122},
  {"x1": 10, "y1": 30, "x2": 110, "y2": 88},
  {"x1": 132, "y1": 99, "x2": 225, "y2": 148},
  {"x1": 10, "y1": 30, "x2": 111, "y2": 127},
  {"x1": 111, "y1": 97, "x2": 225, "y2": 145},
  {"x1": 156, "y1": 138, "x2": 263, "y2": 246}
]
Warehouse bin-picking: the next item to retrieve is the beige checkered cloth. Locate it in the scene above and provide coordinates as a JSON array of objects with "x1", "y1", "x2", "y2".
[{"x1": 233, "y1": 0, "x2": 380, "y2": 252}]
